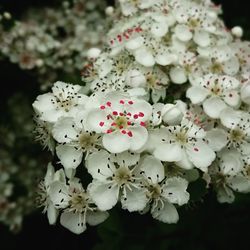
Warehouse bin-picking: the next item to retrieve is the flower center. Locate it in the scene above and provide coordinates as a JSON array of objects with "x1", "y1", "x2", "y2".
[
  {"x1": 79, "y1": 132, "x2": 97, "y2": 150},
  {"x1": 148, "y1": 184, "x2": 162, "y2": 199},
  {"x1": 175, "y1": 130, "x2": 188, "y2": 144},
  {"x1": 113, "y1": 166, "x2": 132, "y2": 185},
  {"x1": 69, "y1": 192, "x2": 88, "y2": 213},
  {"x1": 211, "y1": 62, "x2": 223, "y2": 74},
  {"x1": 229, "y1": 129, "x2": 245, "y2": 142}
]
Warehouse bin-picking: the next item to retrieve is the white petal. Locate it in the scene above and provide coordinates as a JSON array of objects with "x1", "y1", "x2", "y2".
[
  {"x1": 228, "y1": 176, "x2": 250, "y2": 193},
  {"x1": 222, "y1": 57, "x2": 240, "y2": 76},
  {"x1": 86, "y1": 211, "x2": 109, "y2": 226},
  {"x1": 44, "y1": 163, "x2": 55, "y2": 186},
  {"x1": 219, "y1": 107, "x2": 240, "y2": 128},
  {"x1": 32, "y1": 93, "x2": 55, "y2": 114},
  {"x1": 241, "y1": 142, "x2": 250, "y2": 155},
  {"x1": 102, "y1": 131, "x2": 130, "y2": 153},
  {"x1": 125, "y1": 36, "x2": 144, "y2": 50},
  {"x1": 121, "y1": 186, "x2": 148, "y2": 212},
  {"x1": 110, "y1": 151, "x2": 140, "y2": 167},
  {"x1": 154, "y1": 143, "x2": 183, "y2": 162},
  {"x1": 155, "y1": 52, "x2": 177, "y2": 66},
  {"x1": 151, "y1": 22, "x2": 168, "y2": 37},
  {"x1": 175, "y1": 24, "x2": 192, "y2": 42},
  {"x1": 206, "y1": 128, "x2": 227, "y2": 151},
  {"x1": 86, "y1": 150, "x2": 113, "y2": 180},
  {"x1": 176, "y1": 149, "x2": 194, "y2": 170},
  {"x1": 129, "y1": 127, "x2": 148, "y2": 151},
  {"x1": 241, "y1": 83, "x2": 250, "y2": 104},
  {"x1": 56, "y1": 145, "x2": 83, "y2": 169},
  {"x1": 85, "y1": 109, "x2": 108, "y2": 133},
  {"x1": 134, "y1": 47, "x2": 155, "y2": 67},
  {"x1": 186, "y1": 86, "x2": 209, "y2": 104},
  {"x1": 169, "y1": 67, "x2": 187, "y2": 84},
  {"x1": 88, "y1": 181, "x2": 119, "y2": 210},
  {"x1": 217, "y1": 186, "x2": 235, "y2": 203},
  {"x1": 52, "y1": 117, "x2": 78, "y2": 143},
  {"x1": 220, "y1": 150, "x2": 243, "y2": 175},
  {"x1": 49, "y1": 181, "x2": 69, "y2": 209},
  {"x1": 127, "y1": 99, "x2": 152, "y2": 121},
  {"x1": 193, "y1": 30, "x2": 210, "y2": 47},
  {"x1": 223, "y1": 90, "x2": 240, "y2": 107},
  {"x1": 162, "y1": 177, "x2": 190, "y2": 206},
  {"x1": 151, "y1": 200, "x2": 179, "y2": 223},
  {"x1": 203, "y1": 96, "x2": 227, "y2": 118},
  {"x1": 126, "y1": 69, "x2": 146, "y2": 88},
  {"x1": 186, "y1": 140, "x2": 216, "y2": 172},
  {"x1": 47, "y1": 202, "x2": 59, "y2": 225},
  {"x1": 141, "y1": 155, "x2": 165, "y2": 183},
  {"x1": 60, "y1": 211, "x2": 86, "y2": 234}
]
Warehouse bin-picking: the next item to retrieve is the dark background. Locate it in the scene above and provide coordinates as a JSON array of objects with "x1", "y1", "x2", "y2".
[{"x1": 1, "y1": 0, "x2": 250, "y2": 249}]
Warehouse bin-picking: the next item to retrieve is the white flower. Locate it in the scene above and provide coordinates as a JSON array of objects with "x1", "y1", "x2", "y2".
[
  {"x1": 85, "y1": 91, "x2": 152, "y2": 153},
  {"x1": 186, "y1": 74, "x2": 240, "y2": 118},
  {"x1": 86, "y1": 150, "x2": 147, "y2": 211},
  {"x1": 52, "y1": 116, "x2": 101, "y2": 169},
  {"x1": 209, "y1": 149, "x2": 244, "y2": 203},
  {"x1": 49, "y1": 177, "x2": 109, "y2": 234},
  {"x1": 140, "y1": 155, "x2": 189, "y2": 223},
  {"x1": 153, "y1": 118, "x2": 216, "y2": 172},
  {"x1": 36, "y1": 163, "x2": 65, "y2": 225},
  {"x1": 219, "y1": 108, "x2": 250, "y2": 155},
  {"x1": 32, "y1": 81, "x2": 88, "y2": 123}
]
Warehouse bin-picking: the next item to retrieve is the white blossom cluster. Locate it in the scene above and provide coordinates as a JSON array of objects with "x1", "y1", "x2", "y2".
[
  {"x1": 33, "y1": 0, "x2": 250, "y2": 234},
  {"x1": 0, "y1": 0, "x2": 106, "y2": 90}
]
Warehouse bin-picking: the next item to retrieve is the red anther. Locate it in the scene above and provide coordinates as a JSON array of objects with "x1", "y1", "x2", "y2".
[
  {"x1": 128, "y1": 100, "x2": 133, "y2": 105},
  {"x1": 127, "y1": 131, "x2": 133, "y2": 137},
  {"x1": 106, "y1": 129, "x2": 113, "y2": 134},
  {"x1": 138, "y1": 112, "x2": 144, "y2": 117},
  {"x1": 140, "y1": 122, "x2": 146, "y2": 127},
  {"x1": 119, "y1": 112, "x2": 124, "y2": 116},
  {"x1": 194, "y1": 148, "x2": 199, "y2": 152},
  {"x1": 112, "y1": 111, "x2": 118, "y2": 115},
  {"x1": 99, "y1": 122, "x2": 104, "y2": 127},
  {"x1": 127, "y1": 112, "x2": 131, "y2": 116},
  {"x1": 119, "y1": 126, "x2": 124, "y2": 129},
  {"x1": 117, "y1": 35, "x2": 122, "y2": 42},
  {"x1": 127, "y1": 121, "x2": 132, "y2": 125},
  {"x1": 111, "y1": 122, "x2": 117, "y2": 126},
  {"x1": 106, "y1": 101, "x2": 112, "y2": 107},
  {"x1": 121, "y1": 130, "x2": 127, "y2": 134},
  {"x1": 120, "y1": 100, "x2": 125, "y2": 104},
  {"x1": 133, "y1": 114, "x2": 139, "y2": 119},
  {"x1": 100, "y1": 105, "x2": 105, "y2": 110},
  {"x1": 135, "y1": 27, "x2": 142, "y2": 32}
]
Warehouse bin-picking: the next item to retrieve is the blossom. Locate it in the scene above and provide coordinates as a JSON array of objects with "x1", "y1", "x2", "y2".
[
  {"x1": 36, "y1": 163, "x2": 65, "y2": 225},
  {"x1": 33, "y1": 81, "x2": 89, "y2": 123},
  {"x1": 52, "y1": 116, "x2": 101, "y2": 169},
  {"x1": 86, "y1": 150, "x2": 147, "y2": 211},
  {"x1": 85, "y1": 91, "x2": 152, "y2": 153},
  {"x1": 49, "y1": 177, "x2": 109, "y2": 234},
  {"x1": 186, "y1": 74, "x2": 240, "y2": 118},
  {"x1": 140, "y1": 155, "x2": 190, "y2": 223},
  {"x1": 153, "y1": 118, "x2": 216, "y2": 172}
]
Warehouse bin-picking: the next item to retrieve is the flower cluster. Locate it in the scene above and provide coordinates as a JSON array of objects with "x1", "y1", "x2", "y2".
[
  {"x1": 33, "y1": 0, "x2": 250, "y2": 234},
  {"x1": 0, "y1": 0, "x2": 106, "y2": 90}
]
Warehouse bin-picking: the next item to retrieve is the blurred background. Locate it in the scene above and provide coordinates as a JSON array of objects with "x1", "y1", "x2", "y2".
[{"x1": 1, "y1": 0, "x2": 250, "y2": 249}]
